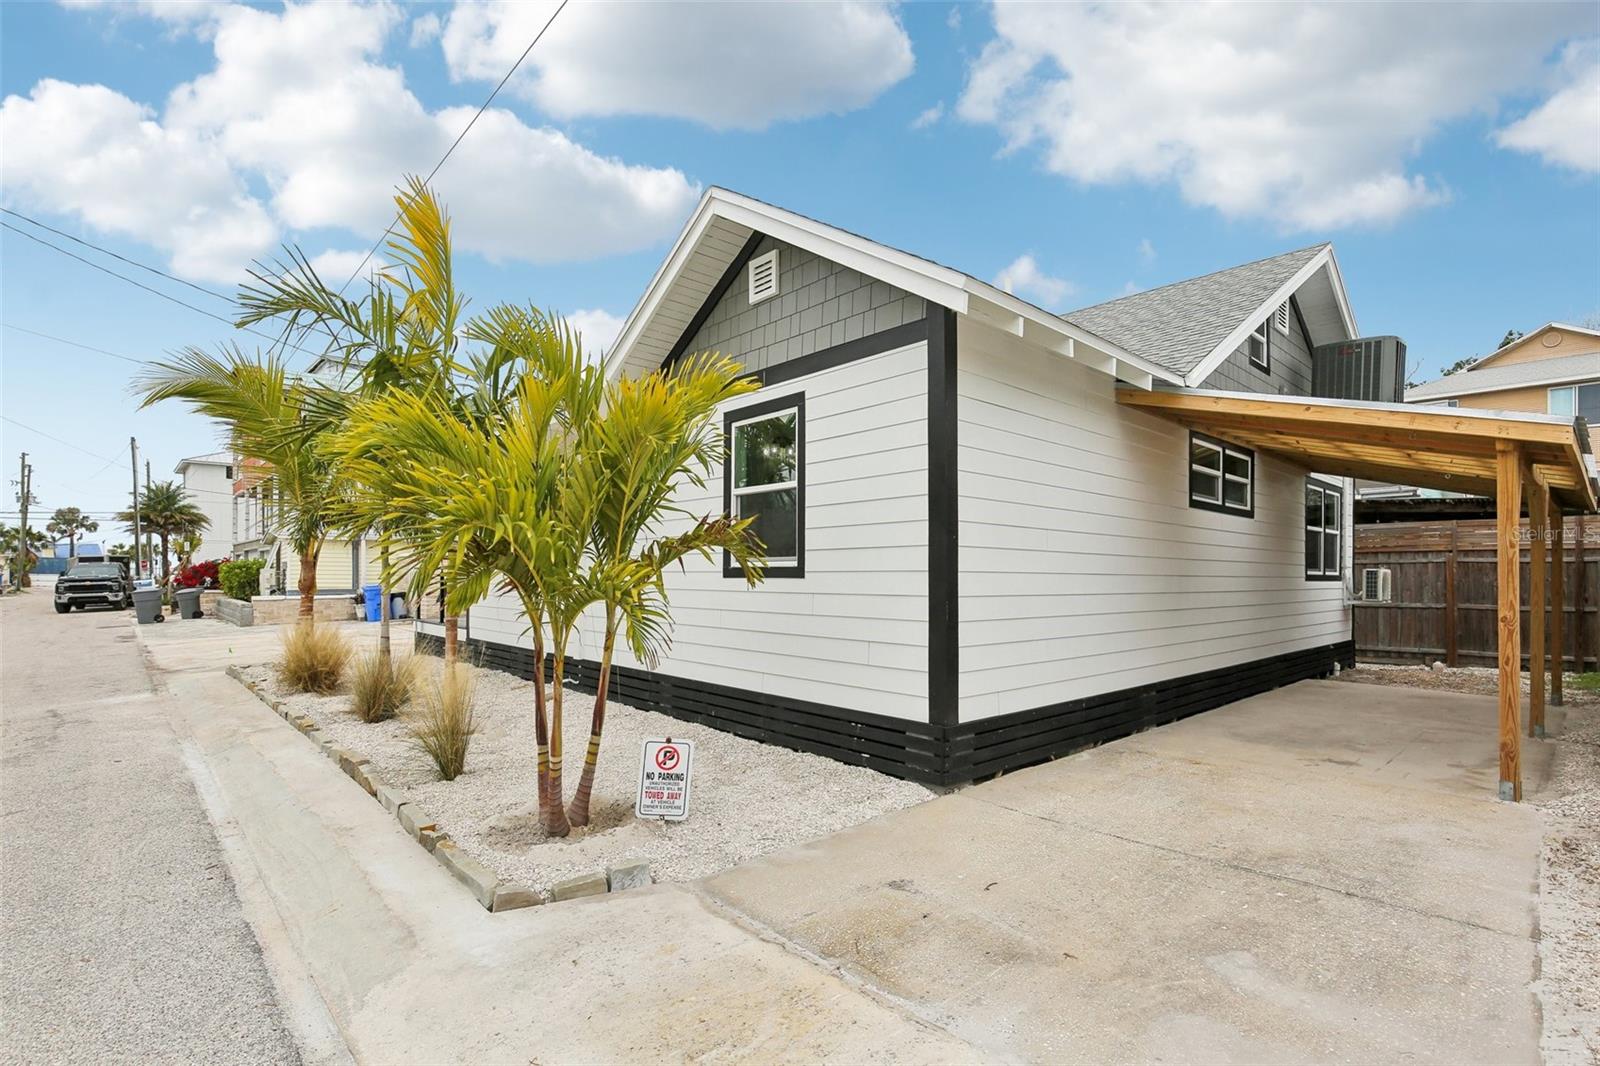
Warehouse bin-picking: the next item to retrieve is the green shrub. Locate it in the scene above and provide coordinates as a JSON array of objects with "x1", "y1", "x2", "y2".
[
  {"x1": 219, "y1": 558, "x2": 267, "y2": 601},
  {"x1": 350, "y1": 651, "x2": 418, "y2": 723},
  {"x1": 408, "y1": 663, "x2": 477, "y2": 780},
  {"x1": 279, "y1": 622, "x2": 353, "y2": 695}
]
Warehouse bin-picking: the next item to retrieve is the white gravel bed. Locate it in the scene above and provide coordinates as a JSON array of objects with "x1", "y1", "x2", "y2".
[{"x1": 240, "y1": 655, "x2": 933, "y2": 896}]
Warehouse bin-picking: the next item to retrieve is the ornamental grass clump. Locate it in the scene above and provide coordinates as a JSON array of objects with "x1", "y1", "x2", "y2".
[
  {"x1": 349, "y1": 650, "x2": 418, "y2": 723},
  {"x1": 408, "y1": 663, "x2": 477, "y2": 780},
  {"x1": 279, "y1": 621, "x2": 353, "y2": 695}
]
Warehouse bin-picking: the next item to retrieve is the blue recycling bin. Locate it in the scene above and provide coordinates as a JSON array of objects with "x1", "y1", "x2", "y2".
[{"x1": 362, "y1": 584, "x2": 382, "y2": 622}]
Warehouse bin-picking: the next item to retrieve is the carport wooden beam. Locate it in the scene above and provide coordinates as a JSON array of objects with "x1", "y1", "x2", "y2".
[
  {"x1": 1551, "y1": 517, "x2": 1565, "y2": 711},
  {"x1": 1527, "y1": 471, "x2": 1547, "y2": 743},
  {"x1": 1497, "y1": 441, "x2": 1523, "y2": 802}
]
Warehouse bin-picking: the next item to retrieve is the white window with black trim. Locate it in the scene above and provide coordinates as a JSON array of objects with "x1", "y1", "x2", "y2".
[
  {"x1": 1246, "y1": 316, "x2": 1270, "y2": 373},
  {"x1": 1305, "y1": 478, "x2": 1343, "y2": 581},
  {"x1": 724, "y1": 393, "x2": 804, "y2": 578},
  {"x1": 1189, "y1": 431, "x2": 1253, "y2": 517}
]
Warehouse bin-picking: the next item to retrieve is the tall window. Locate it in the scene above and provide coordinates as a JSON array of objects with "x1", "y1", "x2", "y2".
[
  {"x1": 1189, "y1": 432, "x2": 1254, "y2": 517},
  {"x1": 1549, "y1": 382, "x2": 1600, "y2": 424},
  {"x1": 725, "y1": 394, "x2": 804, "y2": 578},
  {"x1": 1305, "y1": 479, "x2": 1343, "y2": 580},
  {"x1": 1247, "y1": 317, "x2": 1270, "y2": 373}
]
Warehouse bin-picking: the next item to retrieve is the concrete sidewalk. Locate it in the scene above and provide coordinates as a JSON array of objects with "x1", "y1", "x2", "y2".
[{"x1": 161, "y1": 663, "x2": 985, "y2": 1063}]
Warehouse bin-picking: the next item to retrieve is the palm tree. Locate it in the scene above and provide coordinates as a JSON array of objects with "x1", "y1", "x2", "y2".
[
  {"x1": 115, "y1": 481, "x2": 209, "y2": 584},
  {"x1": 2, "y1": 523, "x2": 50, "y2": 587},
  {"x1": 135, "y1": 353, "x2": 336, "y2": 616},
  {"x1": 232, "y1": 176, "x2": 469, "y2": 662},
  {"x1": 173, "y1": 531, "x2": 205, "y2": 571},
  {"x1": 565, "y1": 358, "x2": 766, "y2": 826},
  {"x1": 46, "y1": 507, "x2": 99, "y2": 557}
]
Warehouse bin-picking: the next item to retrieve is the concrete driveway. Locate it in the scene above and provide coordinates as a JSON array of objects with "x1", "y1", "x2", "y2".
[{"x1": 703, "y1": 680, "x2": 1555, "y2": 1064}]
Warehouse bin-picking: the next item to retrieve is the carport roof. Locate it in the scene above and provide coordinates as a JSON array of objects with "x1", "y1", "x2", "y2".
[{"x1": 1117, "y1": 387, "x2": 1598, "y2": 512}]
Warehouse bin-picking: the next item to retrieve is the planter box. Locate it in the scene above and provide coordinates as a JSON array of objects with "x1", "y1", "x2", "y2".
[
  {"x1": 249, "y1": 594, "x2": 359, "y2": 626},
  {"x1": 199, "y1": 589, "x2": 225, "y2": 617},
  {"x1": 216, "y1": 596, "x2": 254, "y2": 627}
]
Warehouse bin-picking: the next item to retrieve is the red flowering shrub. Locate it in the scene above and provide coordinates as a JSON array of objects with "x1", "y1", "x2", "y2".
[{"x1": 175, "y1": 557, "x2": 227, "y2": 589}]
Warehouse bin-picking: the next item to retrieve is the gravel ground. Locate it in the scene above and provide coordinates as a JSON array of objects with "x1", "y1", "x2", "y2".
[
  {"x1": 1335, "y1": 662, "x2": 1600, "y2": 1061},
  {"x1": 240, "y1": 655, "x2": 933, "y2": 897},
  {"x1": 1, "y1": 587, "x2": 300, "y2": 1065}
]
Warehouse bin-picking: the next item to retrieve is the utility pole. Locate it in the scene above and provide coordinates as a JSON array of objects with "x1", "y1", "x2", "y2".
[
  {"x1": 14, "y1": 451, "x2": 28, "y2": 590},
  {"x1": 130, "y1": 438, "x2": 143, "y2": 581},
  {"x1": 145, "y1": 460, "x2": 155, "y2": 582}
]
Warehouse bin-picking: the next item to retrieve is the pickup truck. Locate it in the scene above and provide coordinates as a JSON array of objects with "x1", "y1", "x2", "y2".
[{"x1": 54, "y1": 561, "x2": 134, "y2": 613}]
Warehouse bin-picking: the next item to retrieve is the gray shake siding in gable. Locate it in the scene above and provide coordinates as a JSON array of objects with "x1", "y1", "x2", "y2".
[
  {"x1": 1205, "y1": 297, "x2": 1317, "y2": 396},
  {"x1": 684, "y1": 236, "x2": 926, "y2": 374}
]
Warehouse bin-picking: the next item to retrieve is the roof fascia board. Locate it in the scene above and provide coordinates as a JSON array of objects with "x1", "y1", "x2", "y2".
[
  {"x1": 604, "y1": 192, "x2": 722, "y2": 379},
  {"x1": 1468, "y1": 322, "x2": 1600, "y2": 371},
  {"x1": 1407, "y1": 366, "x2": 1600, "y2": 402},
  {"x1": 1182, "y1": 246, "x2": 1344, "y2": 388}
]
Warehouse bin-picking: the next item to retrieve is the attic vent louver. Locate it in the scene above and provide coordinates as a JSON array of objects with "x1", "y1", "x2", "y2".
[
  {"x1": 1275, "y1": 301, "x2": 1290, "y2": 334},
  {"x1": 748, "y1": 249, "x2": 779, "y2": 304}
]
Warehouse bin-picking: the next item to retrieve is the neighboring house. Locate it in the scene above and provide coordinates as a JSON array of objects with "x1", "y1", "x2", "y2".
[
  {"x1": 230, "y1": 454, "x2": 385, "y2": 599},
  {"x1": 1406, "y1": 323, "x2": 1600, "y2": 416},
  {"x1": 417, "y1": 188, "x2": 1594, "y2": 788},
  {"x1": 173, "y1": 451, "x2": 236, "y2": 562}
]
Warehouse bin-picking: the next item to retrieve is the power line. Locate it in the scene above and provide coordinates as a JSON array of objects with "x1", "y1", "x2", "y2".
[
  {"x1": 323, "y1": 0, "x2": 572, "y2": 353},
  {"x1": 0, "y1": 207, "x2": 233, "y2": 303},
  {"x1": 4, "y1": 323, "x2": 150, "y2": 367},
  {"x1": 1, "y1": 415, "x2": 121, "y2": 464},
  {"x1": 1, "y1": 222, "x2": 324, "y2": 360}
]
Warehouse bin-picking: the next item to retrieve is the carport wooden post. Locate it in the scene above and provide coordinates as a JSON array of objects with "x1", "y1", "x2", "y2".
[
  {"x1": 1551, "y1": 515, "x2": 1564, "y2": 712},
  {"x1": 1526, "y1": 473, "x2": 1547, "y2": 741},
  {"x1": 1496, "y1": 441, "x2": 1523, "y2": 802}
]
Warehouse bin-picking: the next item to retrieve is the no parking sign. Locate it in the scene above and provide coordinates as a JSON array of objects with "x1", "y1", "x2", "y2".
[{"x1": 637, "y1": 738, "x2": 694, "y2": 820}]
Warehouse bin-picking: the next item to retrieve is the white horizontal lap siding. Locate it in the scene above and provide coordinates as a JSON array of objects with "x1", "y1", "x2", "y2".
[
  {"x1": 957, "y1": 326, "x2": 1349, "y2": 722},
  {"x1": 464, "y1": 343, "x2": 931, "y2": 721}
]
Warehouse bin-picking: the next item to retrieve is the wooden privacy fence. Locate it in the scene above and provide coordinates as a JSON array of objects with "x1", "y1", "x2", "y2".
[{"x1": 1355, "y1": 516, "x2": 1597, "y2": 670}]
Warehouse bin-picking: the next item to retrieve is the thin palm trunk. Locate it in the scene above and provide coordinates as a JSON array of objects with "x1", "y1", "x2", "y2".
[
  {"x1": 443, "y1": 614, "x2": 459, "y2": 664},
  {"x1": 544, "y1": 635, "x2": 572, "y2": 837},
  {"x1": 567, "y1": 610, "x2": 617, "y2": 827},
  {"x1": 378, "y1": 543, "x2": 391, "y2": 661},
  {"x1": 531, "y1": 624, "x2": 553, "y2": 819},
  {"x1": 297, "y1": 545, "x2": 319, "y2": 618}
]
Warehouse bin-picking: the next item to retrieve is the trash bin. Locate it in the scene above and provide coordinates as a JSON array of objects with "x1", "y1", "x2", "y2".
[
  {"x1": 362, "y1": 584, "x2": 382, "y2": 622},
  {"x1": 389, "y1": 593, "x2": 408, "y2": 620},
  {"x1": 132, "y1": 587, "x2": 164, "y2": 624},
  {"x1": 174, "y1": 587, "x2": 203, "y2": 619}
]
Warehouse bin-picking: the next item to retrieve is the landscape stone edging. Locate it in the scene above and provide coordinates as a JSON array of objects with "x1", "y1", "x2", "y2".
[{"x1": 222, "y1": 665, "x2": 652, "y2": 910}]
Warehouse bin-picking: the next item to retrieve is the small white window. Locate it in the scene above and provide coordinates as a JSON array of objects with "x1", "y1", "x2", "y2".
[
  {"x1": 1550, "y1": 385, "x2": 1575, "y2": 417},
  {"x1": 1190, "y1": 432, "x2": 1253, "y2": 516},
  {"x1": 747, "y1": 249, "x2": 780, "y2": 304},
  {"x1": 1247, "y1": 319, "x2": 1270, "y2": 373},
  {"x1": 1305, "y1": 479, "x2": 1343, "y2": 580},
  {"x1": 726, "y1": 396, "x2": 804, "y2": 577},
  {"x1": 1274, "y1": 301, "x2": 1290, "y2": 334}
]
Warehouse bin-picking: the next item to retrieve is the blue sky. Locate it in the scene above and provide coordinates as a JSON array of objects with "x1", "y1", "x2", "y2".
[{"x1": 2, "y1": 0, "x2": 1597, "y2": 530}]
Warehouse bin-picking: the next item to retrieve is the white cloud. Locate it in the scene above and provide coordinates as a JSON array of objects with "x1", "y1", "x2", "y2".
[
  {"x1": 409, "y1": 12, "x2": 441, "y2": 48},
  {"x1": 911, "y1": 103, "x2": 944, "y2": 130},
  {"x1": 307, "y1": 249, "x2": 386, "y2": 283},
  {"x1": 1497, "y1": 41, "x2": 1600, "y2": 174},
  {"x1": 0, "y1": 79, "x2": 275, "y2": 282},
  {"x1": 993, "y1": 254, "x2": 1075, "y2": 308},
  {"x1": 439, "y1": 0, "x2": 913, "y2": 130},
  {"x1": 958, "y1": 2, "x2": 1593, "y2": 230},
  {"x1": 9, "y1": 1, "x2": 699, "y2": 284},
  {"x1": 564, "y1": 308, "x2": 625, "y2": 359},
  {"x1": 1137, "y1": 237, "x2": 1155, "y2": 263},
  {"x1": 59, "y1": 0, "x2": 219, "y2": 29}
]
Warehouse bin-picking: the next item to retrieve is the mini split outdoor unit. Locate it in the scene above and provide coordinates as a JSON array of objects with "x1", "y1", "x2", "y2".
[
  {"x1": 1312, "y1": 336, "x2": 1407, "y2": 405},
  {"x1": 1362, "y1": 567, "x2": 1393, "y2": 603}
]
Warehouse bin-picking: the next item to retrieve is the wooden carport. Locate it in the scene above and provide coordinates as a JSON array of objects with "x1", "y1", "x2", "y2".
[{"x1": 1118, "y1": 387, "x2": 1598, "y2": 801}]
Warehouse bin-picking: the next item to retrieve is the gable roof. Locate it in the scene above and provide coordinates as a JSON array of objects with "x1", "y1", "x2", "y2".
[
  {"x1": 1466, "y1": 322, "x2": 1600, "y2": 371},
  {"x1": 604, "y1": 187, "x2": 1181, "y2": 389},
  {"x1": 1407, "y1": 350, "x2": 1600, "y2": 402},
  {"x1": 173, "y1": 451, "x2": 232, "y2": 473},
  {"x1": 1063, "y1": 243, "x2": 1356, "y2": 386}
]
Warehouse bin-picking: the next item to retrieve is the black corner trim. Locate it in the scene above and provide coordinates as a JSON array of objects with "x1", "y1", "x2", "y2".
[
  {"x1": 661, "y1": 230, "x2": 766, "y2": 372},
  {"x1": 927, "y1": 305, "x2": 959, "y2": 728},
  {"x1": 723, "y1": 392, "x2": 805, "y2": 580}
]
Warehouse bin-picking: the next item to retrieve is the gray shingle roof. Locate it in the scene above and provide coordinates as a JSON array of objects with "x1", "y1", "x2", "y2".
[
  {"x1": 1407, "y1": 350, "x2": 1600, "y2": 400},
  {"x1": 1063, "y1": 243, "x2": 1329, "y2": 379}
]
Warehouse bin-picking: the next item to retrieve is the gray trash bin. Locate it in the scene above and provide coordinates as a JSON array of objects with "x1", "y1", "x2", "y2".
[
  {"x1": 174, "y1": 588, "x2": 203, "y2": 619},
  {"x1": 132, "y1": 587, "x2": 164, "y2": 624}
]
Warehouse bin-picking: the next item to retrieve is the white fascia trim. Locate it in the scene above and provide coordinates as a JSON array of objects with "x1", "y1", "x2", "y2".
[
  {"x1": 965, "y1": 280, "x2": 1183, "y2": 387},
  {"x1": 604, "y1": 189, "x2": 723, "y2": 380},
  {"x1": 1406, "y1": 368, "x2": 1600, "y2": 402},
  {"x1": 1182, "y1": 246, "x2": 1355, "y2": 388},
  {"x1": 1465, "y1": 322, "x2": 1600, "y2": 371}
]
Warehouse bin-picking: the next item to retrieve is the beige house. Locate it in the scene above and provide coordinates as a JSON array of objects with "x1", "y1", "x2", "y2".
[{"x1": 1406, "y1": 322, "x2": 1600, "y2": 417}]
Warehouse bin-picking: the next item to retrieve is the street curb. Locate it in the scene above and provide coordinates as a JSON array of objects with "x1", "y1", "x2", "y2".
[{"x1": 223, "y1": 666, "x2": 640, "y2": 912}]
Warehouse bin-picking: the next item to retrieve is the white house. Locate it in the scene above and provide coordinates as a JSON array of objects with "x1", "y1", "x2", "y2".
[
  {"x1": 417, "y1": 189, "x2": 1595, "y2": 789},
  {"x1": 173, "y1": 451, "x2": 236, "y2": 563}
]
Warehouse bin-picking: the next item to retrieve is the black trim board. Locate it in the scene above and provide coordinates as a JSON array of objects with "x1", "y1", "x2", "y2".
[
  {"x1": 926, "y1": 306, "x2": 959, "y2": 729},
  {"x1": 416, "y1": 630, "x2": 1352, "y2": 788},
  {"x1": 750, "y1": 317, "x2": 929, "y2": 388},
  {"x1": 661, "y1": 230, "x2": 765, "y2": 372}
]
